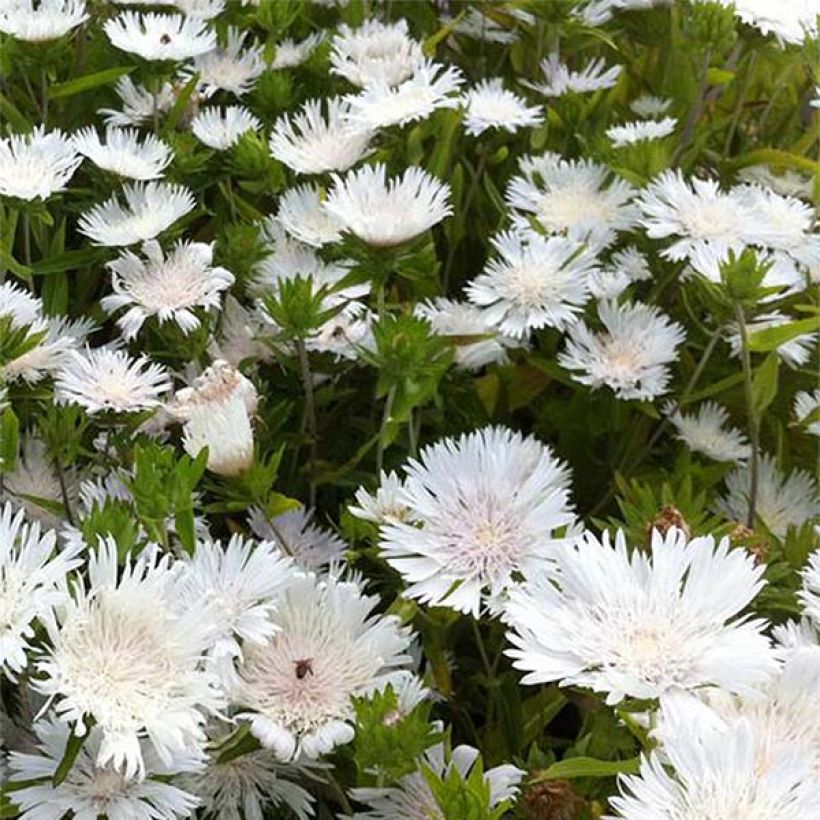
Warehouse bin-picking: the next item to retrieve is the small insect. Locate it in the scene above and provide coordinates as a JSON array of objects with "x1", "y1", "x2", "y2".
[
  {"x1": 160, "y1": 33, "x2": 172, "y2": 44},
  {"x1": 293, "y1": 658, "x2": 314, "y2": 679}
]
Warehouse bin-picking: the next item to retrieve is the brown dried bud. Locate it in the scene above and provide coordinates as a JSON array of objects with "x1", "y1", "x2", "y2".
[
  {"x1": 644, "y1": 505, "x2": 691, "y2": 547},
  {"x1": 730, "y1": 523, "x2": 769, "y2": 564},
  {"x1": 524, "y1": 779, "x2": 586, "y2": 820}
]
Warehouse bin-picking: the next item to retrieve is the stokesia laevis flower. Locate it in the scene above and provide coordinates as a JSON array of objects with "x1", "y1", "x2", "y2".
[
  {"x1": 191, "y1": 106, "x2": 260, "y2": 150},
  {"x1": 524, "y1": 52, "x2": 621, "y2": 97},
  {"x1": 351, "y1": 742, "x2": 524, "y2": 818},
  {"x1": 102, "y1": 239, "x2": 234, "y2": 340},
  {"x1": 174, "y1": 0, "x2": 224, "y2": 21},
  {"x1": 558, "y1": 300, "x2": 685, "y2": 400},
  {"x1": 176, "y1": 535, "x2": 296, "y2": 689},
  {"x1": 506, "y1": 153, "x2": 638, "y2": 251},
  {"x1": 73, "y1": 126, "x2": 173, "y2": 180},
  {"x1": 414, "y1": 298, "x2": 519, "y2": 370},
  {"x1": 465, "y1": 230, "x2": 597, "y2": 339},
  {"x1": 668, "y1": 401, "x2": 752, "y2": 463},
  {"x1": 794, "y1": 389, "x2": 820, "y2": 436},
  {"x1": 343, "y1": 60, "x2": 464, "y2": 131},
  {"x1": 78, "y1": 181, "x2": 195, "y2": 246},
  {"x1": 247, "y1": 506, "x2": 347, "y2": 571},
  {"x1": 324, "y1": 164, "x2": 451, "y2": 247},
  {"x1": 99, "y1": 76, "x2": 176, "y2": 128},
  {"x1": 206, "y1": 294, "x2": 271, "y2": 367},
  {"x1": 276, "y1": 184, "x2": 344, "y2": 247},
  {"x1": 8, "y1": 716, "x2": 201, "y2": 820},
  {"x1": 720, "y1": 0, "x2": 818, "y2": 46},
  {"x1": 34, "y1": 539, "x2": 224, "y2": 779},
  {"x1": 716, "y1": 454, "x2": 819, "y2": 538},
  {"x1": 185, "y1": 26, "x2": 263, "y2": 98},
  {"x1": 235, "y1": 572, "x2": 412, "y2": 760},
  {"x1": 349, "y1": 471, "x2": 410, "y2": 525},
  {"x1": 269, "y1": 97, "x2": 373, "y2": 176},
  {"x1": 630, "y1": 94, "x2": 672, "y2": 117},
  {"x1": 610, "y1": 697, "x2": 820, "y2": 819},
  {"x1": 54, "y1": 346, "x2": 172, "y2": 414},
  {"x1": 169, "y1": 360, "x2": 258, "y2": 476},
  {"x1": 329, "y1": 19, "x2": 424, "y2": 88},
  {"x1": 271, "y1": 31, "x2": 324, "y2": 69},
  {"x1": 380, "y1": 426, "x2": 575, "y2": 616},
  {"x1": 104, "y1": 12, "x2": 215, "y2": 61},
  {"x1": 0, "y1": 502, "x2": 81, "y2": 678},
  {"x1": 504, "y1": 527, "x2": 777, "y2": 705},
  {"x1": 606, "y1": 116, "x2": 677, "y2": 146},
  {"x1": 461, "y1": 78, "x2": 543, "y2": 137},
  {"x1": 0, "y1": 127, "x2": 81, "y2": 201},
  {"x1": 0, "y1": 0, "x2": 87, "y2": 42}
]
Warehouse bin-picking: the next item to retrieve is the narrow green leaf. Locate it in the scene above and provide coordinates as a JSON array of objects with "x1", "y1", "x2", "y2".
[
  {"x1": 532, "y1": 756, "x2": 641, "y2": 782},
  {"x1": 48, "y1": 66, "x2": 135, "y2": 99},
  {"x1": 52, "y1": 728, "x2": 88, "y2": 785},
  {"x1": 31, "y1": 247, "x2": 108, "y2": 276},
  {"x1": 752, "y1": 352, "x2": 779, "y2": 418},
  {"x1": 162, "y1": 73, "x2": 199, "y2": 136},
  {"x1": 0, "y1": 92, "x2": 31, "y2": 132},
  {"x1": 747, "y1": 317, "x2": 820, "y2": 352}
]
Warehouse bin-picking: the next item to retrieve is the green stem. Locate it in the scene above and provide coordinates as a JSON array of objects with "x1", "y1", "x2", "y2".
[
  {"x1": 375, "y1": 384, "x2": 396, "y2": 475},
  {"x1": 22, "y1": 211, "x2": 31, "y2": 267},
  {"x1": 734, "y1": 303, "x2": 759, "y2": 528},
  {"x1": 295, "y1": 339, "x2": 318, "y2": 508}
]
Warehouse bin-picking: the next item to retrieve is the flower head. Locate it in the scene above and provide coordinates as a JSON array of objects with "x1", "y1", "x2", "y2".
[
  {"x1": 268, "y1": 97, "x2": 372, "y2": 175},
  {"x1": 324, "y1": 164, "x2": 451, "y2": 247},
  {"x1": 630, "y1": 94, "x2": 672, "y2": 117},
  {"x1": 236, "y1": 572, "x2": 412, "y2": 759},
  {"x1": 800, "y1": 550, "x2": 820, "y2": 629},
  {"x1": 99, "y1": 76, "x2": 176, "y2": 128},
  {"x1": 558, "y1": 300, "x2": 685, "y2": 400},
  {"x1": 505, "y1": 527, "x2": 776, "y2": 704},
  {"x1": 34, "y1": 540, "x2": 224, "y2": 778},
  {"x1": 606, "y1": 116, "x2": 677, "y2": 146},
  {"x1": 276, "y1": 184, "x2": 344, "y2": 247},
  {"x1": 669, "y1": 401, "x2": 752, "y2": 463},
  {"x1": 350, "y1": 471, "x2": 410, "y2": 525},
  {"x1": 104, "y1": 12, "x2": 215, "y2": 61},
  {"x1": 0, "y1": 127, "x2": 81, "y2": 201},
  {"x1": 466, "y1": 230, "x2": 597, "y2": 338},
  {"x1": 55, "y1": 346, "x2": 171, "y2": 414},
  {"x1": 461, "y1": 78, "x2": 543, "y2": 137},
  {"x1": 187, "y1": 27, "x2": 263, "y2": 97},
  {"x1": 525, "y1": 53, "x2": 621, "y2": 97},
  {"x1": 0, "y1": 503, "x2": 80, "y2": 678},
  {"x1": 0, "y1": 0, "x2": 87, "y2": 42},
  {"x1": 794, "y1": 389, "x2": 820, "y2": 437},
  {"x1": 102, "y1": 239, "x2": 234, "y2": 339},
  {"x1": 73, "y1": 126, "x2": 173, "y2": 180},
  {"x1": 191, "y1": 106, "x2": 260, "y2": 150},
  {"x1": 271, "y1": 31, "x2": 324, "y2": 69},
  {"x1": 724, "y1": 0, "x2": 818, "y2": 46},
  {"x1": 380, "y1": 426, "x2": 575, "y2": 616}
]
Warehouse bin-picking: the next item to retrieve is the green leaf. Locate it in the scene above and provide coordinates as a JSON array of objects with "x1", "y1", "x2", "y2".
[
  {"x1": 727, "y1": 148, "x2": 820, "y2": 176},
  {"x1": 52, "y1": 727, "x2": 89, "y2": 785},
  {"x1": 0, "y1": 92, "x2": 31, "y2": 132},
  {"x1": 532, "y1": 756, "x2": 641, "y2": 782},
  {"x1": 48, "y1": 66, "x2": 135, "y2": 99},
  {"x1": 162, "y1": 73, "x2": 199, "y2": 136},
  {"x1": 747, "y1": 317, "x2": 820, "y2": 352},
  {"x1": 751, "y1": 352, "x2": 779, "y2": 419},
  {"x1": 0, "y1": 407, "x2": 20, "y2": 472},
  {"x1": 31, "y1": 247, "x2": 109, "y2": 277}
]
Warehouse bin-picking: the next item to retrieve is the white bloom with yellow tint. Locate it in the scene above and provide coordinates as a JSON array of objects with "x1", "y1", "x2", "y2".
[
  {"x1": 0, "y1": 127, "x2": 81, "y2": 201},
  {"x1": 73, "y1": 127, "x2": 172, "y2": 180},
  {"x1": 461, "y1": 78, "x2": 543, "y2": 136},
  {"x1": 187, "y1": 27, "x2": 263, "y2": 97}
]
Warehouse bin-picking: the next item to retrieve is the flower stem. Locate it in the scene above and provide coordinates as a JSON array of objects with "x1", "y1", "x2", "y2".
[
  {"x1": 295, "y1": 338, "x2": 318, "y2": 508},
  {"x1": 376, "y1": 384, "x2": 395, "y2": 475},
  {"x1": 734, "y1": 303, "x2": 759, "y2": 527}
]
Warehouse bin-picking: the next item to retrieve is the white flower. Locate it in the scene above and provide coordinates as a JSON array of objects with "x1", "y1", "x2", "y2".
[
  {"x1": 466, "y1": 230, "x2": 597, "y2": 339},
  {"x1": 794, "y1": 389, "x2": 820, "y2": 437},
  {"x1": 524, "y1": 52, "x2": 621, "y2": 97},
  {"x1": 415, "y1": 298, "x2": 519, "y2": 369},
  {"x1": 1, "y1": 435, "x2": 72, "y2": 530},
  {"x1": 588, "y1": 248, "x2": 650, "y2": 299},
  {"x1": 330, "y1": 19, "x2": 424, "y2": 88},
  {"x1": 0, "y1": 0, "x2": 87, "y2": 42},
  {"x1": 174, "y1": 0, "x2": 224, "y2": 20},
  {"x1": 324, "y1": 164, "x2": 451, "y2": 247},
  {"x1": 235, "y1": 572, "x2": 412, "y2": 760},
  {"x1": 78, "y1": 181, "x2": 195, "y2": 246},
  {"x1": 268, "y1": 97, "x2": 373, "y2": 175},
  {"x1": 34, "y1": 540, "x2": 223, "y2": 779},
  {"x1": 350, "y1": 471, "x2": 410, "y2": 525},
  {"x1": 276, "y1": 184, "x2": 343, "y2": 247},
  {"x1": 344, "y1": 60, "x2": 464, "y2": 130},
  {"x1": 380, "y1": 426, "x2": 575, "y2": 616},
  {"x1": 73, "y1": 126, "x2": 173, "y2": 180},
  {"x1": 306, "y1": 302, "x2": 375, "y2": 360},
  {"x1": 506, "y1": 153, "x2": 638, "y2": 250},
  {"x1": 558, "y1": 300, "x2": 685, "y2": 400},
  {"x1": 207, "y1": 295, "x2": 271, "y2": 367},
  {"x1": 351, "y1": 742, "x2": 524, "y2": 818},
  {"x1": 719, "y1": 0, "x2": 818, "y2": 46},
  {"x1": 716, "y1": 454, "x2": 819, "y2": 537},
  {"x1": 442, "y1": 6, "x2": 525, "y2": 44},
  {"x1": 99, "y1": 76, "x2": 176, "y2": 128},
  {"x1": 176, "y1": 535, "x2": 296, "y2": 689},
  {"x1": 187, "y1": 27, "x2": 264, "y2": 98},
  {"x1": 55, "y1": 346, "x2": 171, "y2": 414},
  {"x1": 102, "y1": 239, "x2": 234, "y2": 340},
  {"x1": 630, "y1": 94, "x2": 672, "y2": 117},
  {"x1": 170, "y1": 360, "x2": 258, "y2": 476},
  {"x1": 738, "y1": 165, "x2": 814, "y2": 199},
  {"x1": 606, "y1": 116, "x2": 677, "y2": 146},
  {"x1": 726, "y1": 312, "x2": 817, "y2": 368},
  {"x1": 271, "y1": 31, "x2": 324, "y2": 69},
  {"x1": 461, "y1": 78, "x2": 543, "y2": 137},
  {"x1": 178, "y1": 728, "x2": 315, "y2": 820},
  {"x1": 669, "y1": 401, "x2": 752, "y2": 463},
  {"x1": 611, "y1": 700, "x2": 820, "y2": 819},
  {"x1": 0, "y1": 127, "x2": 81, "y2": 201},
  {"x1": 247, "y1": 506, "x2": 347, "y2": 571},
  {"x1": 104, "y1": 12, "x2": 216, "y2": 62},
  {"x1": 0, "y1": 503, "x2": 80, "y2": 678},
  {"x1": 191, "y1": 106, "x2": 260, "y2": 150},
  {"x1": 800, "y1": 551, "x2": 820, "y2": 629},
  {"x1": 505, "y1": 527, "x2": 776, "y2": 705},
  {"x1": 8, "y1": 716, "x2": 201, "y2": 820}
]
